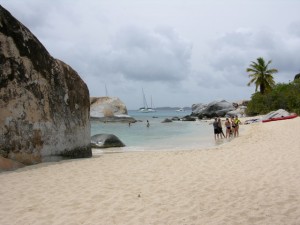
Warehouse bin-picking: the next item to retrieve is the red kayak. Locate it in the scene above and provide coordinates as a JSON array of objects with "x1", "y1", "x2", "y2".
[{"x1": 262, "y1": 113, "x2": 298, "y2": 123}]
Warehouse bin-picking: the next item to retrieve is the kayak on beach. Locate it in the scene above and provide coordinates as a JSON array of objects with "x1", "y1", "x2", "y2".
[{"x1": 262, "y1": 113, "x2": 298, "y2": 123}]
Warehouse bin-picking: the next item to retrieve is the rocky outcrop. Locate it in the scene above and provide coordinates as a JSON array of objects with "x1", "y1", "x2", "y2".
[
  {"x1": 226, "y1": 106, "x2": 247, "y2": 117},
  {"x1": 0, "y1": 156, "x2": 25, "y2": 171},
  {"x1": 91, "y1": 134, "x2": 125, "y2": 148},
  {"x1": 90, "y1": 97, "x2": 136, "y2": 123},
  {"x1": 227, "y1": 100, "x2": 248, "y2": 117},
  {"x1": 191, "y1": 103, "x2": 207, "y2": 114},
  {"x1": 0, "y1": 6, "x2": 91, "y2": 166},
  {"x1": 182, "y1": 115, "x2": 196, "y2": 121},
  {"x1": 161, "y1": 118, "x2": 172, "y2": 123},
  {"x1": 192, "y1": 100, "x2": 235, "y2": 118}
]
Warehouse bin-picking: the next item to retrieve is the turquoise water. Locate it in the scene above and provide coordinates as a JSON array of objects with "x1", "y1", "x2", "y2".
[{"x1": 91, "y1": 109, "x2": 219, "y2": 152}]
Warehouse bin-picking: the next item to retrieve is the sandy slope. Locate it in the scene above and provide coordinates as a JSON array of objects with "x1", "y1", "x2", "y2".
[{"x1": 0, "y1": 118, "x2": 300, "y2": 225}]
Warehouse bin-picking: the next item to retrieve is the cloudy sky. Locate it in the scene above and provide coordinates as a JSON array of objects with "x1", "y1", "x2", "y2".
[{"x1": 2, "y1": 0, "x2": 300, "y2": 109}]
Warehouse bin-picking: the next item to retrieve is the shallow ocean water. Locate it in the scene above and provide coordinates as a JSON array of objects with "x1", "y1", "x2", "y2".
[{"x1": 91, "y1": 109, "x2": 227, "y2": 153}]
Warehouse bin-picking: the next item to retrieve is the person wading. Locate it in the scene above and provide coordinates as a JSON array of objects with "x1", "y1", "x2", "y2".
[{"x1": 213, "y1": 118, "x2": 220, "y2": 140}]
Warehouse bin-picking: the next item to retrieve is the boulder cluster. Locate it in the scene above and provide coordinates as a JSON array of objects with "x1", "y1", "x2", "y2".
[{"x1": 191, "y1": 100, "x2": 248, "y2": 119}]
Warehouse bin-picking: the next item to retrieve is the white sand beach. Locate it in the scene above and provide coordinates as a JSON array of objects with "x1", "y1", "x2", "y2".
[{"x1": 1, "y1": 117, "x2": 300, "y2": 225}]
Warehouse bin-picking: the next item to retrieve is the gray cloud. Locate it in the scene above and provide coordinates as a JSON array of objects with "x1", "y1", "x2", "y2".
[
  {"x1": 103, "y1": 26, "x2": 192, "y2": 82},
  {"x1": 42, "y1": 24, "x2": 193, "y2": 85},
  {"x1": 2, "y1": 0, "x2": 300, "y2": 108},
  {"x1": 197, "y1": 28, "x2": 300, "y2": 88},
  {"x1": 288, "y1": 21, "x2": 300, "y2": 38}
]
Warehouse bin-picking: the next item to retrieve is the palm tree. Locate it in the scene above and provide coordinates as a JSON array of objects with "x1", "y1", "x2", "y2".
[{"x1": 246, "y1": 57, "x2": 278, "y2": 94}]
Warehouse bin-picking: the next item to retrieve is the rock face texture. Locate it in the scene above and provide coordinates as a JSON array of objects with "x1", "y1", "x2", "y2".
[
  {"x1": 90, "y1": 97, "x2": 128, "y2": 117},
  {"x1": 192, "y1": 100, "x2": 235, "y2": 118},
  {"x1": 0, "y1": 6, "x2": 91, "y2": 166},
  {"x1": 90, "y1": 97, "x2": 136, "y2": 123},
  {"x1": 191, "y1": 103, "x2": 207, "y2": 114},
  {"x1": 226, "y1": 106, "x2": 247, "y2": 117}
]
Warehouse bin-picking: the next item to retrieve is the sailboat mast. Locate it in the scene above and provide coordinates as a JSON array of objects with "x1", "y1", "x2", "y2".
[
  {"x1": 142, "y1": 88, "x2": 148, "y2": 109},
  {"x1": 105, "y1": 84, "x2": 108, "y2": 97}
]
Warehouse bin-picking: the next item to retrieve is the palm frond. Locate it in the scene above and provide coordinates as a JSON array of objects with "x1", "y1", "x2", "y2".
[{"x1": 246, "y1": 57, "x2": 277, "y2": 94}]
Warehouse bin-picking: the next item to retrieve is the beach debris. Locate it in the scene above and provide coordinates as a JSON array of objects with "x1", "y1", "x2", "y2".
[{"x1": 244, "y1": 118, "x2": 261, "y2": 124}]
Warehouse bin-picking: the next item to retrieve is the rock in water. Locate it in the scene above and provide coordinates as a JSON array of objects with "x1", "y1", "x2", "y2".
[
  {"x1": 91, "y1": 134, "x2": 125, "y2": 148},
  {"x1": 0, "y1": 6, "x2": 92, "y2": 166},
  {"x1": 161, "y1": 118, "x2": 173, "y2": 123},
  {"x1": 90, "y1": 96, "x2": 136, "y2": 123},
  {"x1": 90, "y1": 97, "x2": 128, "y2": 117}
]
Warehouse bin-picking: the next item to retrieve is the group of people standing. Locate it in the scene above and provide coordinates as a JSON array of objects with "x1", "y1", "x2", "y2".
[{"x1": 213, "y1": 116, "x2": 241, "y2": 140}]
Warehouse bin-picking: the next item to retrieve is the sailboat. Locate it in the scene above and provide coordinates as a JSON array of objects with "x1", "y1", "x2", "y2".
[
  {"x1": 176, "y1": 107, "x2": 185, "y2": 112},
  {"x1": 139, "y1": 89, "x2": 156, "y2": 113}
]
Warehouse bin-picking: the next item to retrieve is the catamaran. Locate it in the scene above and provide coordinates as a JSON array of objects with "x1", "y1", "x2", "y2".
[{"x1": 139, "y1": 89, "x2": 156, "y2": 113}]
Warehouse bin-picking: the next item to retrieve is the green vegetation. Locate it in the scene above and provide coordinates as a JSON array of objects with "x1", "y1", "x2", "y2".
[
  {"x1": 246, "y1": 57, "x2": 300, "y2": 116},
  {"x1": 246, "y1": 79, "x2": 300, "y2": 116},
  {"x1": 246, "y1": 57, "x2": 278, "y2": 94}
]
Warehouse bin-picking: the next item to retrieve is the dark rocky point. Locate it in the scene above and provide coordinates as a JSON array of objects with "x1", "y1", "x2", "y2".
[
  {"x1": 91, "y1": 134, "x2": 125, "y2": 148},
  {"x1": 0, "y1": 6, "x2": 91, "y2": 169}
]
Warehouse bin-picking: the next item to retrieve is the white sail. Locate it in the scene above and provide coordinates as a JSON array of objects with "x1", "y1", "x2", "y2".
[{"x1": 139, "y1": 89, "x2": 156, "y2": 113}]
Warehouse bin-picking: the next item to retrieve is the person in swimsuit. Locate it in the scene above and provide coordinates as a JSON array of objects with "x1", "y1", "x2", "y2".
[
  {"x1": 224, "y1": 118, "x2": 231, "y2": 138},
  {"x1": 234, "y1": 115, "x2": 241, "y2": 136},
  {"x1": 218, "y1": 117, "x2": 225, "y2": 138},
  {"x1": 213, "y1": 117, "x2": 220, "y2": 140},
  {"x1": 230, "y1": 117, "x2": 236, "y2": 137}
]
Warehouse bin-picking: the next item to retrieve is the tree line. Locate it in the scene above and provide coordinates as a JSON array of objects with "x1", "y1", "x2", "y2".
[{"x1": 246, "y1": 57, "x2": 300, "y2": 116}]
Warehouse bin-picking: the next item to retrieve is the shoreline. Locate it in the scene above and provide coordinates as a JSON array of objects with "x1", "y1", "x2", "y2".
[
  {"x1": 92, "y1": 116, "x2": 254, "y2": 155},
  {"x1": 1, "y1": 117, "x2": 299, "y2": 225}
]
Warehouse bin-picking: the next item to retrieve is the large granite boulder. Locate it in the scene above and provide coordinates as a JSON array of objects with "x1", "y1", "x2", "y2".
[
  {"x1": 91, "y1": 134, "x2": 125, "y2": 148},
  {"x1": 0, "y1": 6, "x2": 91, "y2": 166},
  {"x1": 226, "y1": 106, "x2": 247, "y2": 117},
  {"x1": 191, "y1": 103, "x2": 207, "y2": 114},
  {"x1": 90, "y1": 97, "x2": 136, "y2": 123},
  {"x1": 192, "y1": 100, "x2": 235, "y2": 118}
]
